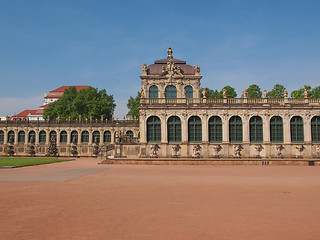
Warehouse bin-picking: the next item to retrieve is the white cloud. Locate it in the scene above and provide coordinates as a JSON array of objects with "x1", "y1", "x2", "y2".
[{"x1": 0, "y1": 96, "x2": 43, "y2": 117}]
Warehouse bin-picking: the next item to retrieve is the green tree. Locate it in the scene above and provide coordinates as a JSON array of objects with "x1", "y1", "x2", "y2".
[
  {"x1": 267, "y1": 84, "x2": 285, "y2": 98},
  {"x1": 43, "y1": 87, "x2": 116, "y2": 121},
  {"x1": 200, "y1": 88, "x2": 221, "y2": 98},
  {"x1": 221, "y1": 85, "x2": 237, "y2": 98},
  {"x1": 244, "y1": 84, "x2": 262, "y2": 98},
  {"x1": 127, "y1": 91, "x2": 141, "y2": 120},
  {"x1": 310, "y1": 86, "x2": 320, "y2": 98},
  {"x1": 291, "y1": 85, "x2": 312, "y2": 98}
]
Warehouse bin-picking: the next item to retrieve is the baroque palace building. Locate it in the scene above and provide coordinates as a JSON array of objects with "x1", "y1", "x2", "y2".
[{"x1": 1, "y1": 47, "x2": 320, "y2": 164}]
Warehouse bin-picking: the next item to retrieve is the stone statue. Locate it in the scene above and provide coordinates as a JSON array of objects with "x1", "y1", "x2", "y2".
[
  {"x1": 304, "y1": 89, "x2": 309, "y2": 98},
  {"x1": 276, "y1": 144, "x2": 284, "y2": 158},
  {"x1": 140, "y1": 87, "x2": 145, "y2": 98},
  {"x1": 243, "y1": 90, "x2": 248, "y2": 98},
  {"x1": 141, "y1": 64, "x2": 147, "y2": 75},
  {"x1": 234, "y1": 144, "x2": 242, "y2": 157},
  {"x1": 295, "y1": 145, "x2": 304, "y2": 158},
  {"x1": 223, "y1": 89, "x2": 227, "y2": 98},
  {"x1": 92, "y1": 136, "x2": 100, "y2": 156},
  {"x1": 255, "y1": 144, "x2": 264, "y2": 157},
  {"x1": 193, "y1": 144, "x2": 202, "y2": 158},
  {"x1": 172, "y1": 144, "x2": 181, "y2": 158},
  {"x1": 212, "y1": 145, "x2": 222, "y2": 157},
  {"x1": 150, "y1": 144, "x2": 160, "y2": 158},
  {"x1": 202, "y1": 89, "x2": 207, "y2": 98},
  {"x1": 193, "y1": 65, "x2": 200, "y2": 75},
  {"x1": 284, "y1": 89, "x2": 288, "y2": 98},
  {"x1": 263, "y1": 90, "x2": 267, "y2": 98}
]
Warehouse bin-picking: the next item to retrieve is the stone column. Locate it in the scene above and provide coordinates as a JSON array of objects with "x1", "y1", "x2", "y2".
[
  {"x1": 140, "y1": 114, "x2": 147, "y2": 144},
  {"x1": 45, "y1": 130, "x2": 50, "y2": 144},
  {"x1": 181, "y1": 114, "x2": 188, "y2": 143},
  {"x1": 263, "y1": 115, "x2": 270, "y2": 143},
  {"x1": 222, "y1": 115, "x2": 229, "y2": 143},
  {"x1": 4, "y1": 129, "x2": 8, "y2": 144},
  {"x1": 14, "y1": 130, "x2": 18, "y2": 144},
  {"x1": 202, "y1": 114, "x2": 208, "y2": 143},
  {"x1": 100, "y1": 130, "x2": 104, "y2": 145},
  {"x1": 56, "y1": 130, "x2": 60, "y2": 145},
  {"x1": 35, "y1": 130, "x2": 39, "y2": 144},
  {"x1": 161, "y1": 114, "x2": 167, "y2": 143},
  {"x1": 67, "y1": 130, "x2": 71, "y2": 144},
  {"x1": 242, "y1": 115, "x2": 250, "y2": 143},
  {"x1": 283, "y1": 115, "x2": 291, "y2": 143},
  {"x1": 77, "y1": 130, "x2": 81, "y2": 145},
  {"x1": 304, "y1": 116, "x2": 311, "y2": 143},
  {"x1": 89, "y1": 130, "x2": 93, "y2": 144}
]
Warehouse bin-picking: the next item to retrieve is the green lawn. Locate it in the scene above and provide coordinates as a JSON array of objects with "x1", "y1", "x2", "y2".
[{"x1": 0, "y1": 158, "x2": 73, "y2": 167}]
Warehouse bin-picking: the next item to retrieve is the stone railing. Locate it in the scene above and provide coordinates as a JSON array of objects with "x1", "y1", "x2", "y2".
[
  {"x1": 0, "y1": 119, "x2": 139, "y2": 127},
  {"x1": 141, "y1": 98, "x2": 320, "y2": 105}
]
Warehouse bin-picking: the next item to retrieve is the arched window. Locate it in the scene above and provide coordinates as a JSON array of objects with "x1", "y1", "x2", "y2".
[
  {"x1": 291, "y1": 116, "x2": 304, "y2": 143},
  {"x1": 60, "y1": 131, "x2": 67, "y2": 143},
  {"x1": 7, "y1": 130, "x2": 14, "y2": 143},
  {"x1": 49, "y1": 131, "x2": 57, "y2": 142},
  {"x1": 167, "y1": 116, "x2": 181, "y2": 143},
  {"x1": 0, "y1": 130, "x2": 4, "y2": 143},
  {"x1": 147, "y1": 116, "x2": 161, "y2": 142},
  {"x1": 18, "y1": 131, "x2": 25, "y2": 143},
  {"x1": 149, "y1": 85, "x2": 158, "y2": 104},
  {"x1": 71, "y1": 131, "x2": 78, "y2": 143},
  {"x1": 188, "y1": 116, "x2": 202, "y2": 142},
  {"x1": 311, "y1": 116, "x2": 320, "y2": 142},
  {"x1": 92, "y1": 131, "x2": 100, "y2": 143},
  {"x1": 28, "y1": 131, "x2": 36, "y2": 143},
  {"x1": 270, "y1": 116, "x2": 283, "y2": 143},
  {"x1": 39, "y1": 130, "x2": 46, "y2": 143},
  {"x1": 165, "y1": 85, "x2": 177, "y2": 98},
  {"x1": 229, "y1": 116, "x2": 242, "y2": 143},
  {"x1": 209, "y1": 116, "x2": 222, "y2": 142},
  {"x1": 250, "y1": 116, "x2": 263, "y2": 142},
  {"x1": 185, "y1": 85, "x2": 193, "y2": 98},
  {"x1": 81, "y1": 131, "x2": 89, "y2": 143},
  {"x1": 103, "y1": 131, "x2": 111, "y2": 143},
  {"x1": 125, "y1": 131, "x2": 133, "y2": 138}
]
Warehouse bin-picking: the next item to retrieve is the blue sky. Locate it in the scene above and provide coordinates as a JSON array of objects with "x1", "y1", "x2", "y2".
[{"x1": 1, "y1": 0, "x2": 320, "y2": 118}]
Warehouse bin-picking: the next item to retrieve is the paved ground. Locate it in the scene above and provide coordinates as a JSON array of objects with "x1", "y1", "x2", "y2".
[{"x1": 0, "y1": 158, "x2": 320, "y2": 240}]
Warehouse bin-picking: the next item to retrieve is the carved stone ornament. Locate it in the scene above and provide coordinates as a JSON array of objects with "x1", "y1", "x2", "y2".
[
  {"x1": 255, "y1": 144, "x2": 264, "y2": 157},
  {"x1": 243, "y1": 90, "x2": 248, "y2": 98},
  {"x1": 150, "y1": 144, "x2": 160, "y2": 158},
  {"x1": 141, "y1": 64, "x2": 147, "y2": 76},
  {"x1": 295, "y1": 145, "x2": 305, "y2": 158},
  {"x1": 212, "y1": 145, "x2": 222, "y2": 157},
  {"x1": 304, "y1": 89, "x2": 309, "y2": 98},
  {"x1": 276, "y1": 144, "x2": 284, "y2": 158},
  {"x1": 172, "y1": 144, "x2": 181, "y2": 158},
  {"x1": 193, "y1": 65, "x2": 200, "y2": 75},
  {"x1": 160, "y1": 59, "x2": 183, "y2": 78},
  {"x1": 316, "y1": 145, "x2": 320, "y2": 157},
  {"x1": 193, "y1": 144, "x2": 202, "y2": 158},
  {"x1": 263, "y1": 90, "x2": 267, "y2": 98},
  {"x1": 223, "y1": 89, "x2": 227, "y2": 98},
  {"x1": 283, "y1": 89, "x2": 288, "y2": 98},
  {"x1": 233, "y1": 144, "x2": 242, "y2": 157}
]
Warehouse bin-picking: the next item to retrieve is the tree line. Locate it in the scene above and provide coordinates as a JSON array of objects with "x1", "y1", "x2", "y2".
[{"x1": 201, "y1": 84, "x2": 320, "y2": 99}]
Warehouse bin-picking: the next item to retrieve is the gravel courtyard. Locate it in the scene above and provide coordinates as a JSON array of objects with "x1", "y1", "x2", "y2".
[{"x1": 1, "y1": 158, "x2": 320, "y2": 240}]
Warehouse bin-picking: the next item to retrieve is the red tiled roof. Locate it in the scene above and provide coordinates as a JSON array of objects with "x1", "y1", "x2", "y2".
[
  {"x1": 51, "y1": 85, "x2": 90, "y2": 92},
  {"x1": 9, "y1": 110, "x2": 38, "y2": 120},
  {"x1": 45, "y1": 85, "x2": 90, "y2": 98},
  {"x1": 39, "y1": 103, "x2": 51, "y2": 108}
]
